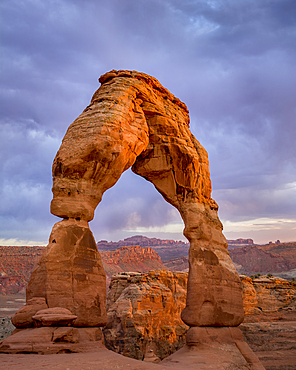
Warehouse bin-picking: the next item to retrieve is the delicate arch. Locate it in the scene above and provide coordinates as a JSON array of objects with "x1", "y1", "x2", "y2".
[{"x1": 47, "y1": 70, "x2": 244, "y2": 327}]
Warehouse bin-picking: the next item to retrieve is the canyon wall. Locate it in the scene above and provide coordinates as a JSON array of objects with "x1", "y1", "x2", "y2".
[
  {"x1": 0, "y1": 247, "x2": 45, "y2": 295},
  {"x1": 229, "y1": 242, "x2": 296, "y2": 275},
  {"x1": 100, "y1": 245, "x2": 166, "y2": 276}
]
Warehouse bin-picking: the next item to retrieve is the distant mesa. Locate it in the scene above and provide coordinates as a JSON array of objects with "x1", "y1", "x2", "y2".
[
  {"x1": 97, "y1": 235, "x2": 189, "y2": 261},
  {"x1": 227, "y1": 238, "x2": 254, "y2": 249}
]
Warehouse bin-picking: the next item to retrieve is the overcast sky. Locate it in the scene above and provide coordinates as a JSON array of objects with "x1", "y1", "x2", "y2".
[{"x1": 1, "y1": 0, "x2": 295, "y2": 246}]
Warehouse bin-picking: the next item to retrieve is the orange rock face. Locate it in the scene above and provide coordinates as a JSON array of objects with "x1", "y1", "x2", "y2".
[
  {"x1": 240, "y1": 275, "x2": 296, "y2": 319},
  {"x1": 104, "y1": 270, "x2": 294, "y2": 368},
  {"x1": 104, "y1": 270, "x2": 188, "y2": 360},
  {"x1": 50, "y1": 69, "x2": 244, "y2": 327},
  {"x1": 26, "y1": 219, "x2": 107, "y2": 327}
]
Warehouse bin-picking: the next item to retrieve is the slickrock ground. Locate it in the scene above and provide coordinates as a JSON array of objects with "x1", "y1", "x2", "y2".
[{"x1": 0, "y1": 350, "x2": 176, "y2": 370}]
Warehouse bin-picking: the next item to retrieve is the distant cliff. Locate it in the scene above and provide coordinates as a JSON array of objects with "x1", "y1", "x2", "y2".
[
  {"x1": 227, "y1": 238, "x2": 254, "y2": 249},
  {"x1": 97, "y1": 235, "x2": 189, "y2": 261},
  {"x1": 0, "y1": 246, "x2": 45, "y2": 295},
  {"x1": 100, "y1": 245, "x2": 166, "y2": 276},
  {"x1": 229, "y1": 242, "x2": 296, "y2": 275}
]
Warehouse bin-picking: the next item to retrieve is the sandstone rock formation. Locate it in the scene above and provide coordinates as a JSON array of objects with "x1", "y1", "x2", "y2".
[
  {"x1": 0, "y1": 326, "x2": 105, "y2": 354},
  {"x1": 240, "y1": 275, "x2": 296, "y2": 320},
  {"x1": 11, "y1": 297, "x2": 48, "y2": 328},
  {"x1": 49, "y1": 69, "x2": 244, "y2": 328},
  {"x1": 104, "y1": 270, "x2": 188, "y2": 361},
  {"x1": 104, "y1": 270, "x2": 295, "y2": 369},
  {"x1": 26, "y1": 219, "x2": 107, "y2": 327}
]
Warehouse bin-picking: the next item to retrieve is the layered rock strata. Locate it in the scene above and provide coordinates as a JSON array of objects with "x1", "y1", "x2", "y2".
[
  {"x1": 50, "y1": 69, "x2": 244, "y2": 327},
  {"x1": 104, "y1": 270, "x2": 188, "y2": 361},
  {"x1": 1, "y1": 219, "x2": 107, "y2": 353},
  {"x1": 26, "y1": 219, "x2": 107, "y2": 327}
]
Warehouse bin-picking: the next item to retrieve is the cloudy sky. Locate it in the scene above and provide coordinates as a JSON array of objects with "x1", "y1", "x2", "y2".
[{"x1": 1, "y1": 0, "x2": 295, "y2": 246}]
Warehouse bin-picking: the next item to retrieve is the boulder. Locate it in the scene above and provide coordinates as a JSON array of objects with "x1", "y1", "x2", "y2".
[
  {"x1": 32, "y1": 307, "x2": 77, "y2": 327},
  {"x1": 11, "y1": 297, "x2": 48, "y2": 328}
]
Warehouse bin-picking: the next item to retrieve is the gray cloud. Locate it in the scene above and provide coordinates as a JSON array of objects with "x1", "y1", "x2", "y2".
[{"x1": 1, "y1": 0, "x2": 295, "y2": 244}]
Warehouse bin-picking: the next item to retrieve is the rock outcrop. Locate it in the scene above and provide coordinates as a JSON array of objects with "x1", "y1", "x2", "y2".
[
  {"x1": 51, "y1": 68, "x2": 243, "y2": 328},
  {"x1": 104, "y1": 270, "x2": 295, "y2": 369},
  {"x1": 240, "y1": 275, "x2": 296, "y2": 320},
  {"x1": 26, "y1": 219, "x2": 107, "y2": 327},
  {"x1": 1, "y1": 220, "x2": 108, "y2": 353},
  {"x1": 104, "y1": 270, "x2": 188, "y2": 361}
]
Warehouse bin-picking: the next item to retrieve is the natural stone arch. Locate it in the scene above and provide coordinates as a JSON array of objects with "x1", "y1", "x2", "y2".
[
  {"x1": 14, "y1": 70, "x2": 243, "y2": 332},
  {"x1": 49, "y1": 70, "x2": 244, "y2": 327}
]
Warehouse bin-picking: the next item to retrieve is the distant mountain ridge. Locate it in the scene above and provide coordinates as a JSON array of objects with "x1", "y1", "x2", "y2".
[
  {"x1": 229, "y1": 242, "x2": 296, "y2": 276},
  {"x1": 1, "y1": 237, "x2": 295, "y2": 296},
  {"x1": 0, "y1": 246, "x2": 45, "y2": 295},
  {"x1": 97, "y1": 235, "x2": 189, "y2": 261}
]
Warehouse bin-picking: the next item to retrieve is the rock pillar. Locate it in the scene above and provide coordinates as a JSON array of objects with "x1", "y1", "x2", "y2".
[
  {"x1": 26, "y1": 218, "x2": 107, "y2": 327},
  {"x1": 180, "y1": 202, "x2": 244, "y2": 327}
]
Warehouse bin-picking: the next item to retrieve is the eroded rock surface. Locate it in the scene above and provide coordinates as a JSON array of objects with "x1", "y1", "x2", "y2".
[
  {"x1": 50, "y1": 69, "x2": 243, "y2": 327},
  {"x1": 1, "y1": 70, "x2": 245, "y2": 360},
  {"x1": 101, "y1": 245, "x2": 166, "y2": 277},
  {"x1": 26, "y1": 219, "x2": 107, "y2": 327},
  {"x1": 104, "y1": 270, "x2": 295, "y2": 369},
  {"x1": 240, "y1": 275, "x2": 296, "y2": 320},
  {"x1": 0, "y1": 326, "x2": 104, "y2": 354},
  {"x1": 104, "y1": 270, "x2": 188, "y2": 361}
]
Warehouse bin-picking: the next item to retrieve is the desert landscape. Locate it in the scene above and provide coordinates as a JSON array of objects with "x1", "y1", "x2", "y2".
[
  {"x1": 1, "y1": 236, "x2": 296, "y2": 369},
  {"x1": 0, "y1": 69, "x2": 271, "y2": 369}
]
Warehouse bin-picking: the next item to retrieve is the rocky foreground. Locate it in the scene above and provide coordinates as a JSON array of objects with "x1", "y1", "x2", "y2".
[{"x1": 1, "y1": 270, "x2": 295, "y2": 369}]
